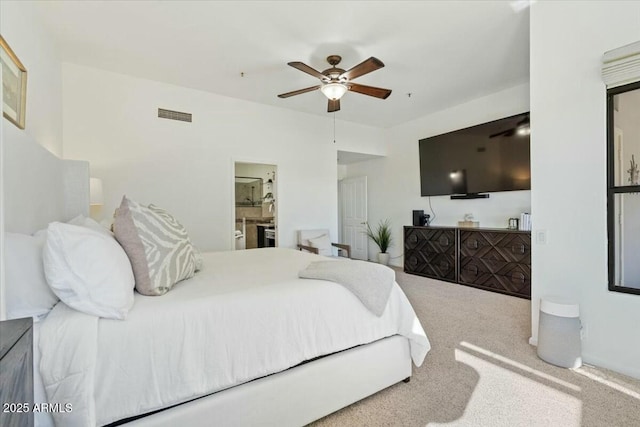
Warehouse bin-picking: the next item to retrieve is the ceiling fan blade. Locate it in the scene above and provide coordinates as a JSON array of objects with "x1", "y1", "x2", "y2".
[
  {"x1": 288, "y1": 62, "x2": 328, "y2": 80},
  {"x1": 328, "y1": 99, "x2": 340, "y2": 113},
  {"x1": 339, "y1": 57, "x2": 385, "y2": 80},
  {"x1": 347, "y1": 83, "x2": 392, "y2": 99},
  {"x1": 277, "y1": 85, "x2": 321, "y2": 98}
]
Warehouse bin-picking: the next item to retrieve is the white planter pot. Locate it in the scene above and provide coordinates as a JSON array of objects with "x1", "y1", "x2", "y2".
[{"x1": 377, "y1": 252, "x2": 390, "y2": 265}]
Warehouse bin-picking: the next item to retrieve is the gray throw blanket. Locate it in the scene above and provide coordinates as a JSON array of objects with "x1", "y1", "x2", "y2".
[{"x1": 299, "y1": 260, "x2": 395, "y2": 316}]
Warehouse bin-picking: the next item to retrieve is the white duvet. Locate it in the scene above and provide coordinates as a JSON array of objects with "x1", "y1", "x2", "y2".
[{"x1": 38, "y1": 248, "x2": 430, "y2": 426}]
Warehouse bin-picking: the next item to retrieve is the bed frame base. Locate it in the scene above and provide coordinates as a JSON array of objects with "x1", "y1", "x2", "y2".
[{"x1": 126, "y1": 335, "x2": 411, "y2": 427}]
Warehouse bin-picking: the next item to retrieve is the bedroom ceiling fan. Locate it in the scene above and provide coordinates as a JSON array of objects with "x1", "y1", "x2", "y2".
[
  {"x1": 277, "y1": 55, "x2": 392, "y2": 113},
  {"x1": 489, "y1": 114, "x2": 530, "y2": 138}
]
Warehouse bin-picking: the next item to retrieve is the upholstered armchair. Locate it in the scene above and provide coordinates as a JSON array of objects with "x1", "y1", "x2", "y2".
[{"x1": 297, "y1": 229, "x2": 351, "y2": 258}]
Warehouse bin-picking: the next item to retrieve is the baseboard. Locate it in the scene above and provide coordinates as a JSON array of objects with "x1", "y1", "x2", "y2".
[
  {"x1": 528, "y1": 337, "x2": 537, "y2": 346},
  {"x1": 582, "y1": 353, "x2": 640, "y2": 380}
]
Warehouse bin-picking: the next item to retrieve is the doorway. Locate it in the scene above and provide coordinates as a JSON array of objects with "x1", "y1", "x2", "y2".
[
  {"x1": 339, "y1": 176, "x2": 368, "y2": 260},
  {"x1": 233, "y1": 162, "x2": 277, "y2": 250}
]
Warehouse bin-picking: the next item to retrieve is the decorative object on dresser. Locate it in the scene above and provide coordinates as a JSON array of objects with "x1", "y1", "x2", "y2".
[
  {"x1": 412, "y1": 210, "x2": 431, "y2": 227},
  {"x1": 412, "y1": 210, "x2": 426, "y2": 226},
  {"x1": 366, "y1": 219, "x2": 393, "y2": 265},
  {"x1": 458, "y1": 213, "x2": 479, "y2": 228},
  {"x1": 0, "y1": 317, "x2": 33, "y2": 427},
  {"x1": 404, "y1": 226, "x2": 532, "y2": 299}
]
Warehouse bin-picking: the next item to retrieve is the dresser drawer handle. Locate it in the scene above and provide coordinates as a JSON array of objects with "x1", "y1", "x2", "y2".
[
  {"x1": 409, "y1": 235, "x2": 418, "y2": 244},
  {"x1": 438, "y1": 236, "x2": 450, "y2": 246},
  {"x1": 511, "y1": 245, "x2": 525, "y2": 254},
  {"x1": 439, "y1": 261, "x2": 450, "y2": 270},
  {"x1": 467, "y1": 240, "x2": 479, "y2": 249},
  {"x1": 511, "y1": 272, "x2": 525, "y2": 284}
]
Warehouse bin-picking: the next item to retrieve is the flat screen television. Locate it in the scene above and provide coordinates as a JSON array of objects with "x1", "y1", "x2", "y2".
[{"x1": 419, "y1": 112, "x2": 531, "y2": 197}]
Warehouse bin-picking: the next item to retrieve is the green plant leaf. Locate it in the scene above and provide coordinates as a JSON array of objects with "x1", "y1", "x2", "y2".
[{"x1": 365, "y1": 219, "x2": 393, "y2": 253}]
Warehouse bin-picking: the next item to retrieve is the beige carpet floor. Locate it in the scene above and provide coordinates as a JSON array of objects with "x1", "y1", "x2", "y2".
[{"x1": 311, "y1": 270, "x2": 640, "y2": 427}]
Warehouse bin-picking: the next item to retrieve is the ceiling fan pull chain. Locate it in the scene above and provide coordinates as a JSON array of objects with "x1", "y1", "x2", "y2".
[{"x1": 333, "y1": 112, "x2": 336, "y2": 144}]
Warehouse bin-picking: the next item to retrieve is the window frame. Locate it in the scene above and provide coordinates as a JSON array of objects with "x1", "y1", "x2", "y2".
[{"x1": 606, "y1": 80, "x2": 640, "y2": 295}]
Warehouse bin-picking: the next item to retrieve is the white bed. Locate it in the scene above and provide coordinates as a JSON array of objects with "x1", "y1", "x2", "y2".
[{"x1": 3, "y1": 136, "x2": 431, "y2": 426}]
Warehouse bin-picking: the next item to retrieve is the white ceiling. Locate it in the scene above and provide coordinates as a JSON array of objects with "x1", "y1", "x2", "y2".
[{"x1": 34, "y1": 1, "x2": 530, "y2": 128}]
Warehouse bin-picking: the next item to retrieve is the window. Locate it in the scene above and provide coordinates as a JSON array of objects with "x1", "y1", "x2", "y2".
[{"x1": 607, "y1": 81, "x2": 640, "y2": 295}]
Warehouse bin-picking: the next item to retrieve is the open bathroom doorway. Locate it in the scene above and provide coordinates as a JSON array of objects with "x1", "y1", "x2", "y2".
[{"x1": 233, "y1": 162, "x2": 277, "y2": 250}]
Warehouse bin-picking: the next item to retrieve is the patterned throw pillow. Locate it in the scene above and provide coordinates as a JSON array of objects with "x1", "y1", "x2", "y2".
[{"x1": 114, "y1": 196, "x2": 198, "y2": 296}]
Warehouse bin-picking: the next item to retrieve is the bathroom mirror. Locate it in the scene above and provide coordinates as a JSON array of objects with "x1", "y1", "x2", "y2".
[
  {"x1": 607, "y1": 81, "x2": 640, "y2": 295},
  {"x1": 235, "y1": 177, "x2": 263, "y2": 207}
]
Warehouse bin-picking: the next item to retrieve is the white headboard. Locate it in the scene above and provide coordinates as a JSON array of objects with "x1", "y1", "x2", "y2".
[
  {"x1": 4, "y1": 135, "x2": 89, "y2": 233},
  {"x1": 1, "y1": 133, "x2": 89, "y2": 319}
]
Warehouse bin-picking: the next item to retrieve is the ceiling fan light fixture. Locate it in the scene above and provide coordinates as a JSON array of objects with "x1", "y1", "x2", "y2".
[{"x1": 321, "y1": 82, "x2": 348, "y2": 100}]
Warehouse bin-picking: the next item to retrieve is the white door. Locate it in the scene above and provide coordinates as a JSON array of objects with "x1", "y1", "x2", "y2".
[{"x1": 340, "y1": 176, "x2": 368, "y2": 260}]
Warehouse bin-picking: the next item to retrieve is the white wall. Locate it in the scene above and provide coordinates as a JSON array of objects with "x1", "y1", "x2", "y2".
[
  {"x1": 344, "y1": 83, "x2": 531, "y2": 264},
  {"x1": 0, "y1": 0, "x2": 63, "y2": 156},
  {"x1": 530, "y1": 0, "x2": 640, "y2": 379},
  {"x1": 61, "y1": 63, "x2": 385, "y2": 252}
]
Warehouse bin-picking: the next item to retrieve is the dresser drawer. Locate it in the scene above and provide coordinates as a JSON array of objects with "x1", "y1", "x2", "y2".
[
  {"x1": 459, "y1": 262, "x2": 531, "y2": 297},
  {"x1": 460, "y1": 230, "x2": 530, "y2": 263},
  {"x1": 405, "y1": 227, "x2": 455, "y2": 252},
  {"x1": 405, "y1": 250, "x2": 456, "y2": 281}
]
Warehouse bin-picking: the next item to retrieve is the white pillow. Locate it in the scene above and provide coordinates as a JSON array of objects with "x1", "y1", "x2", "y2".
[
  {"x1": 43, "y1": 222, "x2": 135, "y2": 320},
  {"x1": 5, "y1": 232, "x2": 59, "y2": 321},
  {"x1": 308, "y1": 234, "x2": 333, "y2": 257},
  {"x1": 68, "y1": 214, "x2": 113, "y2": 237}
]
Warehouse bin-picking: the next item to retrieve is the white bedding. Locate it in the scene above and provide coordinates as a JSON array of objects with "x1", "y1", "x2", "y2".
[{"x1": 38, "y1": 248, "x2": 430, "y2": 426}]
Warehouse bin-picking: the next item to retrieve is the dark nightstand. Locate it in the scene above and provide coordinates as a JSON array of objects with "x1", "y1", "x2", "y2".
[{"x1": 0, "y1": 317, "x2": 34, "y2": 427}]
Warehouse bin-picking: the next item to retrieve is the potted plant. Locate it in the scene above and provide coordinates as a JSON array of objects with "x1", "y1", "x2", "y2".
[{"x1": 366, "y1": 219, "x2": 393, "y2": 265}]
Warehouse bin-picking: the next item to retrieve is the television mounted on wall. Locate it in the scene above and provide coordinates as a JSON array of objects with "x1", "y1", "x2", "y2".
[{"x1": 419, "y1": 112, "x2": 531, "y2": 198}]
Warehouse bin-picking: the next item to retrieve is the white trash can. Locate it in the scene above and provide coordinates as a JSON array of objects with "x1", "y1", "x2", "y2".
[{"x1": 537, "y1": 297, "x2": 582, "y2": 369}]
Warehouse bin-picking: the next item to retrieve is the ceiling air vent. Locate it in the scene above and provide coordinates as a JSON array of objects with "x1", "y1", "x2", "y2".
[{"x1": 158, "y1": 108, "x2": 192, "y2": 123}]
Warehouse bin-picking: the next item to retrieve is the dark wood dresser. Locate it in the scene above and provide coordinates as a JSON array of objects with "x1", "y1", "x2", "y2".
[
  {"x1": 459, "y1": 229, "x2": 531, "y2": 299},
  {"x1": 404, "y1": 226, "x2": 457, "y2": 282},
  {"x1": 404, "y1": 226, "x2": 532, "y2": 299},
  {"x1": 0, "y1": 317, "x2": 34, "y2": 427}
]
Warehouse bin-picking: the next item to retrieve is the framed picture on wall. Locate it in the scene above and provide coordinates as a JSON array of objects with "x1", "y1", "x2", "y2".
[{"x1": 1, "y1": 35, "x2": 27, "y2": 129}]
